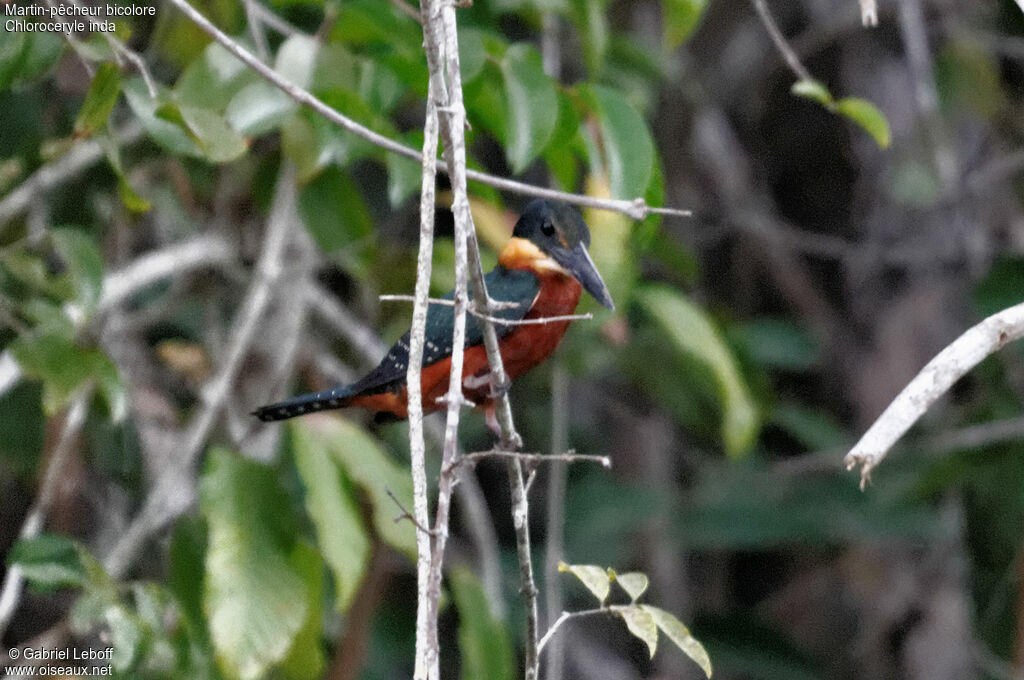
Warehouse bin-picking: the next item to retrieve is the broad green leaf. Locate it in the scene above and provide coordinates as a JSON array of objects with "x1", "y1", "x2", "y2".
[
  {"x1": 769, "y1": 403, "x2": 845, "y2": 451},
  {"x1": 835, "y1": 97, "x2": 890, "y2": 149},
  {"x1": 0, "y1": 382, "x2": 44, "y2": 475},
  {"x1": 105, "y1": 604, "x2": 144, "y2": 671},
  {"x1": 123, "y1": 78, "x2": 204, "y2": 158},
  {"x1": 618, "y1": 605, "x2": 658, "y2": 658},
  {"x1": 451, "y1": 568, "x2": 514, "y2": 680},
  {"x1": 168, "y1": 516, "x2": 208, "y2": 633},
  {"x1": 292, "y1": 422, "x2": 371, "y2": 612},
  {"x1": 226, "y1": 82, "x2": 296, "y2": 137},
  {"x1": 569, "y1": 0, "x2": 610, "y2": 75},
  {"x1": 642, "y1": 605, "x2": 712, "y2": 677},
  {"x1": 586, "y1": 85, "x2": 655, "y2": 200},
  {"x1": 733, "y1": 319, "x2": 818, "y2": 371},
  {"x1": 386, "y1": 132, "x2": 424, "y2": 206},
  {"x1": 7, "y1": 534, "x2": 86, "y2": 588},
  {"x1": 636, "y1": 285, "x2": 759, "y2": 456},
  {"x1": 278, "y1": 542, "x2": 327, "y2": 680},
  {"x1": 291, "y1": 417, "x2": 416, "y2": 559},
  {"x1": 51, "y1": 228, "x2": 104, "y2": 313},
  {"x1": 500, "y1": 44, "x2": 558, "y2": 173},
  {"x1": 790, "y1": 79, "x2": 833, "y2": 106},
  {"x1": 558, "y1": 561, "x2": 610, "y2": 603},
  {"x1": 95, "y1": 128, "x2": 152, "y2": 212},
  {"x1": 0, "y1": 32, "x2": 63, "y2": 92},
  {"x1": 74, "y1": 63, "x2": 121, "y2": 138},
  {"x1": 178, "y1": 105, "x2": 248, "y2": 163},
  {"x1": 611, "y1": 570, "x2": 649, "y2": 602},
  {"x1": 275, "y1": 34, "x2": 319, "y2": 89},
  {"x1": 201, "y1": 449, "x2": 308, "y2": 680},
  {"x1": 583, "y1": 174, "x2": 637, "y2": 308},
  {"x1": 10, "y1": 332, "x2": 123, "y2": 418},
  {"x1": 298, "y1": 167, "x2": 374, "y2": 253},
  {"x1": 175, "y1": 42, "x2": 252, "y2": 111},
  {"x1": 664, "y1": 0, "x2": 709, "y2": 48},
  {"x1": 459, "y1": 28, "x2": 490, "y2": 84}
]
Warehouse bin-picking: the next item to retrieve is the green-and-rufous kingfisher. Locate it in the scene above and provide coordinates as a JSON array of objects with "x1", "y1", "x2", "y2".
[{"x1": 253, "y1": 199, "x2": 614, "y2": 428}]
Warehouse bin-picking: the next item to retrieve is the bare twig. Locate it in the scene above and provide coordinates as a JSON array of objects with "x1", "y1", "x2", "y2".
[
  {"x1": 0, "y1": 123, "x2": 144, "y2": 230},
  {"x1": 538, "y1": 607, "x2": 619, "y2": 656},
  {"x1": 750, "y1": 0, "x2": 814, "y2": 82},
  {"x1": 407, "y1": 69, "x2": 441, "y2": 680},
  {"x1": 456, "y1": 449, "x2": 611, "y2": 469},
  {"x1": 386, "y1": 488, "x2": 435, "y2": 536},
  {"x1": 162, "y1": 0, "x2": 690, "y2": 220},
  {"x1": 544, "y1": 366, "x2": 570, "y2": 680},
  {"x1": 102, "y1": 164, "x2": 299, "y2": 577},
  {"x1": 99, "y1": 233, "x2": 235, "y2": 311},
  {"x1": 419, "y1": 3, "x2": 474, "y2": 678},
  {"x1": 845, "y1": 302, "x2": 1024, "y2": 488},
  {"x1": 0, "y1": 386, "x2": 91, "y2": 640}
]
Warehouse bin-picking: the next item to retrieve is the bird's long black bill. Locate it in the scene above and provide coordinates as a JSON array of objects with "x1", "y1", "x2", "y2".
[{"x1": 558, "y1": 243, "x2": 615, "y2": 310}]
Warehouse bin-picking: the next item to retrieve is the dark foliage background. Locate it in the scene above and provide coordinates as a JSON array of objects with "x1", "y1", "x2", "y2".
[{"x1": 2, "y1": 0, "x2": 1024, "y2": 678}]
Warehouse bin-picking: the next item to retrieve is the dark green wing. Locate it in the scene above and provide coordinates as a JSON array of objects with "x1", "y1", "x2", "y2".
[{"x1": 345, "y1": 266, "x2": 540, "y2": 395}]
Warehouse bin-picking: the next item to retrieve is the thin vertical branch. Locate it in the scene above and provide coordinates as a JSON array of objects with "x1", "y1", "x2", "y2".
[
  {"x1": 408, "y1": 76, "x2": 442, "y2": 680},
  {"x1": 543, "y1": 365, "x2": 569, "y2": 680}
]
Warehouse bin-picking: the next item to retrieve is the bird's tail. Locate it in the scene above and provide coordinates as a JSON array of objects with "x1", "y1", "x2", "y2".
[{"x1": 252, "y1": 385, "x2": 355, "y2": 422}]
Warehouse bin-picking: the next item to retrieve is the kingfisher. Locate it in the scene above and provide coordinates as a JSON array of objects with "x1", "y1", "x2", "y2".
[{"x1": 253, "y1": 199, "x2": 614, "y2": 428}]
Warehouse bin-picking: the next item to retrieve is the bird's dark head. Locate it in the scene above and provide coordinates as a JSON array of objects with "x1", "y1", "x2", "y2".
[{"x1": 509, "y1": 199, "x2": 615, "y2": 310}]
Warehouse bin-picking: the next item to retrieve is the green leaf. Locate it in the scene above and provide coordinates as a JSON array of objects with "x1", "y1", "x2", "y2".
[
  {"x1": 200, "y1": 448, "x2": 308, "y2": 680},
  {"x1": 51, "y1": 228, "x2": 104, "y2": 313},
  {"x1": 275, "y1": 34, "x2": 319, "y2": 90},
  {"x1": 636, "y1": 285, "x2": 759, "y2": 456},
  {"x1": 74, "y1": 63, "x2": 121, "y2": 138},
  {"x1": 123, "y1": 78, "x2": 204, "y2": 158},
  {"x1": 451, "y1": 568, "x2": 514, "y2": 680},
  {"x1": 769, "y1": 403, "x2": 845, "y2": 451},
  {"x1": 586, "y1": 84, "x2": 656, "y2": 200},
  {"x1": 278, "y1": 542, "x2": 326, "y2": 680},
  {"x1": 95, "y1": 129, "x2": 152, "y2": 213},
  {"x1": 642, "y1": 605, "x2": 712, "y2": 677},
  {"x1": 664, "y1": 0, "x2": 709, "y2": 48},
  {"x1": 733, "y1": 319, "x2": 818, "y2": 371},
  {"x1": 177, "y1": 105, "x2": 249, "y2": 163},
  {"x1": 290, "y1": 417, "x2": 417, "y2": 559},
  {"x1": 7, "y1": 534, "x2": 87, "y2": 588},
  {"x1": 175, "y1": 42, "x2": 252, "y2": 111},
  {"x1": 569, "y1": 0, "x2": 610, "y2": 75},
  {"x1": 611, "y1": 570, "x2": 649, "y2": 602},
  {"x1": 558, "y1": 561, "x2": 611, "y2": 603},
  {"x1": 500, "y1": 44, "x2": 558, "y2": 173},
  {"x1": 10, "y1": 333, "x2": 122, "y2": 417},
  {"x1": 790, "y1": 79, "x2": 833, "y2": 106},
  {"x1": 835, "y1": 97, "x2": 890, "y2": 149},
  {"x1": 0, "y1": 32, "x2": 63, "y2": 92},
  {"x1": 292, "y1": 422, "x2": 371, "y2": 612},
  {"x1": 386, "y1": 132, "x2": 424, "y2": 206},
  {"x1": 618, "y1": 605, "x2": 658, "y2": 658},
  {"x1": 297, "y1": 167, "x2": 374, "y2": 253},
  {"x1": 226, "y1": 82, "x2": 296, "y2": 137}
]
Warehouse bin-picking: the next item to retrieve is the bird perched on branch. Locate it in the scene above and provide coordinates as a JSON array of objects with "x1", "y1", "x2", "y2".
[{"x1": 253, "y1": 199, "x2": 614, "y2": 428}]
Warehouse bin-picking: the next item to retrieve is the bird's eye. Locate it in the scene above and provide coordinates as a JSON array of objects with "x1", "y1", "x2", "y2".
[{"x1": 540, "y1": 220, "x2": 555, "y2": 237}]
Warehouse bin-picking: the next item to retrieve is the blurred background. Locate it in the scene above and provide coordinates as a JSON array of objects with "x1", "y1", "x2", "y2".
[{"x1": 2, "y1": 0, "x2": 1024, "y2": 678}]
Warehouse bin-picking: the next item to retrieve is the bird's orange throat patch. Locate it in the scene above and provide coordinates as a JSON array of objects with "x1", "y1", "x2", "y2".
[{"x1": 498, "y1": 237, "x2": 570, "y2": 274}]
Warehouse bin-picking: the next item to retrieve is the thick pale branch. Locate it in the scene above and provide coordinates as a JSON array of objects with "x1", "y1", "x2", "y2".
[
  {"x1": 845, "y1": 302, "x2": 1024, "y2": 487},
  {"x1": 456, "y1": 449, "x2": 611, "y2": 469}
]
